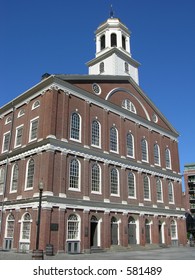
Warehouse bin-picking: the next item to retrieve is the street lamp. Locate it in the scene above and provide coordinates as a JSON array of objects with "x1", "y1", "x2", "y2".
[{"x1": 32, "y1": 181, "x2": 44, "y2": 260}]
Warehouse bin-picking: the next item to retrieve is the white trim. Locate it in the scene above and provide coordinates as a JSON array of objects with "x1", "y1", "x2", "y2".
[
  {"x1": 14, "y1": 124, "x2": 24, "y2": 148},
  {"x1": 1, "y1": 131, "x2": 11, "y2": 153},
  {"x1": 29, "y1": 116, "x2": 39, "y2": 143}
]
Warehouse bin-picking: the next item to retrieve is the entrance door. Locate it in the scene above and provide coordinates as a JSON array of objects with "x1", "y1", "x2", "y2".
[
  {"x1": 145, "y1": 219, "x2": 150, "y2": 244},
  {"x1": 111, "y1": 217, "x2": 118, "y2": 245},
  {"x1": 158, "y1": 221, "x2": 162, "y2": 244},
  {"x1": 128, "y1": 217, "x2": 136, "y2": 244},
  {"x1": 90, "y1": 216, "x2": 98, "y2": 247}
]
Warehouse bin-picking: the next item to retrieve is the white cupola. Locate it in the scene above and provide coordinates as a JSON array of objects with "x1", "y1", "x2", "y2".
[{"x1": 86, "y1": 15, "x2": 140, "y2": 84}]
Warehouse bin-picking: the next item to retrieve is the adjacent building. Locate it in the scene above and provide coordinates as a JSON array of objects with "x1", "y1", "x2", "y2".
[{"x1": 0, "y1": 15, "x2": 187, "y2": 254}]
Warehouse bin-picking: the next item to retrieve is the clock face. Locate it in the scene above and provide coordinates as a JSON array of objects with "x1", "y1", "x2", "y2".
[{"x1": 92, "y1": 83, "x2": 101, "y2": 95}]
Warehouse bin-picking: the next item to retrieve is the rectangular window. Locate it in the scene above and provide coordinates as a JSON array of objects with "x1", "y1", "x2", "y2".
[
  {"x1": 2, "y1": 132, "x2": 10, "y2": 152},
  {"x1": 15, "y1": 125, "x2": 23, "y2": 147},
  {"x1": 29, "y1": 118, "x2": 39, "y2": 142}
]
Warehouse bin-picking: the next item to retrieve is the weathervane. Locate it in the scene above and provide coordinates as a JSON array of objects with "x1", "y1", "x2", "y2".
[{"x1": 110, "y1": 4, "x2": 114, "y2": 18}]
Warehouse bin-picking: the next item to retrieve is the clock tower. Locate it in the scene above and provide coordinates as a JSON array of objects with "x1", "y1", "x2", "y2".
[{"x1": 87, "y1": 15, "x2": 140, "y2": 84}]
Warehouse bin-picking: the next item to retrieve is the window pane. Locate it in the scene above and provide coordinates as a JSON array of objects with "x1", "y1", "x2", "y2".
[
  {"x1": 11, "y1": 164, "x2": 19, "y2": 191},
  {"x1": 71, "y1": 113, "x2": 80, "y2": 140},
  {"x1": 110, "y1": 127, "x2": 118, "y2": 152},
  {"x1": 3, "y1": 133, "x2": 10, "y2": 151},
  {"x1": 128, "y1": 172, "x2": 135, "y2": 197},
  {"x1": 69, "y1": 159, "x2": 79, "y2": 189},
  {"x1": 144, "y1": 176, "x2": 150, "y2": 199},
  {"x1": 26, "y1": 159, "x2": 34, "y2": 189},
  {"x1": 110, "y1": 168, "x2": 118, "y2": 195},
  {"x1": 30, "y1": 119, "x2": 38, "y2": 141},
  {"x1": 127, "y1": 133, "x2": 134, "y2": 157},
  {"x1": 16, "y1": 127, "x2": 23, "y2": 146},
  {"x1": 91, "y1": 164, "x2": 100, "y2": 192},
  {"x1": 141, "y1": 139, "x2": 148, "y2": 161},
  {"x1": 91, "y1": 120, "x2": 100, "y2": 146}
]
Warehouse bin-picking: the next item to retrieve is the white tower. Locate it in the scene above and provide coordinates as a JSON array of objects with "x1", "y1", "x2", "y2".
[{"x1": 87, "y1": 15, "x2": 140, "y2": 84}]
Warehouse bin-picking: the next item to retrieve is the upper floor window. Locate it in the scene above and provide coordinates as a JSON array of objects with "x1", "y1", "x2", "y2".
[
  {"x1": 111, "y1": 33, "x2": 117, "y2": 47},
  {"x1": 141, "y1": 138, "x2": 148, "y2": 162},
  {"x1": 15, "y1": 125, "x2": 23, "y2": 147},
  {"x1": 128, "y1": 172, "x2": 136, "y2": 198},
  {"x1": 143, "y1": 175, "x2": 150, "y2": 200},
  {"x1": 168, "y1": 182, "x2": 174, "y2": 203},
  {"x1": 32, "y1": 100, "x2": 40, "y2": 110},
  {"x1": 17, "y1": 109, "x2": 25, "y2": 118},
  {"x1": 2, "y1": 132, "x2": 10, "y2": 153},
  {"x1": 0, "y1": 168, "x2": 5, "y2": 194},
  {"x1": 126, "y1": 133, "x2": 134, "y2": 158},
  {"x1": 100, "y1": 34, "x2": 105, "y2": 50},
  {"x1": 25, "y1": 158, "x2": 35, "y2": 190},
  {"x1": 165, "y1": 148, "x2": 171, "y2": 169},
  {"x1": 5, "y1": 116, "x2": 12, "y2": 125},
  {"x1": 29, "y1": 118, "x2": 39, "y2": 142},
  {"x1": 122, "y1": 99, "x2": 136, "y2": 113},
  {"x1": 122, "y1": 35, "x2": 126, "y2": 50},
  {"x1": 91, "y1": 163, "x2": 101, "y2": 193},
  {"x1": 10, "y1": 163, "x2": 19, "y2": 192},
  {"x1": 91, "y1": 120, "x2": 101, "y2": 147},
  {"x1": 70, "y1": 112, "x2": 81, "y2": 141},
  {"x1": 110, "y1": 168, "x2": 119, "y2": 195},
  {"x1": 110, "y1": 126, "x2": 118, "y2": 152},
  {"x1": 69, "y1": 158, "x2": 80, "y2": 190},
  {"x1": 99, "y1": 62, "x2": 104, "y2": 73},
  {"x1": 156, "y1": 178, "x2": 163, "y2": 202},
  {"x1": 154, "y1": 143, "x2": 160, "y2": 166}
]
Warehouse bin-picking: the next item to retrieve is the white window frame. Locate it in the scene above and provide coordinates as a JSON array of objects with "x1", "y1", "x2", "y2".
[
  {"x1": 25, "y1": 158, "x2": 35, "y2": 190},
  {"x1": 110, "y1": 167, "x2": 120, "y2": 196},
  {"x1": 70, "y1": 112, "x2": 81, "y2": 142},
  {"x1": 126, "y1": 133, "x2": 135, "y2": 158},
  {"x1": 14, "y1": 125, "x2": 24, "y2": 148},
  {"x1": 143, "y1": 175, "x2": 151, "y2": 201},
  {"x1": 29, "y1": 117, "x2": 39, "y2": 142},
  {"x1": 141, "y1": 138, "x2": 149, "y2": 163},
  {"x1": 2, "y1": 131, "x2": 11, "y2": 153},
  {"x1": 165, "y1": 148, "x2": 172, "y2": 169},
  {"x1": 168, "y1": 182, "x2": 175, "y2": 204},
  {"x1": 69, "y1": 158, "x2": 81, "y2": 191},
  {"x1": 154, "y1": 143, "x2": 161, "y2": 166},
  {"x1": 19, "y1": 213, "x2": 32, "y2": 243},
  {"x1": 31, "y1": 100, "x2": 40, "y2": 110},
  {"x1": 91, "y1": 120, "x2": 101, "y2": 148},
  {"x1": 67, "y1": 214, "x2": 81, "y2": 241},
  {"x1": 156, "y1": 178, "x2": 163, "y2": 202},
  {"x1": 91, "y1": 163, "x2": 102, "y2": 194},
  {"x1": 110, "y1": 126, "x2": 119, "y2": 153},
  {"x1": 10, "y1": 163, "x2": 19, "y2": 193},
  {"x1": 128, "y1": 172, "x2": 136, "y2": 199}
]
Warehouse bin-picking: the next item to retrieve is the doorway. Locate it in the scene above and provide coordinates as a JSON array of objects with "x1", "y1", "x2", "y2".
[
  {"x1": 111, "y1": 217, "x2": 118, "y2": 245},
  {"x1": 90, "y1": 216, "x2": 98, "y2": 247},
  {"x1": 128, "y1": 217, "x2": 137, "y2": 245}
]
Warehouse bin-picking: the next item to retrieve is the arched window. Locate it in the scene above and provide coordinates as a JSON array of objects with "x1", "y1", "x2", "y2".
[
  {"x1": 17, "y1": 109, "x2": 25, "y2": 118},
  {"x1": 99, "y1": 62, "x2": 104, "y2": 73},
  {"x1": 100, "y1": 34, "x2": 105, "y2": 50},
  {"x1": 91, "y1": 120, "x2": 100, "y2": 147},
  {"x1": 156, "y1": 178, "x2": 163, "y2": 202},
  {"x1": 67, "y1": 214, "x2": 80, "y2": 240},
  {"x1": 165, "y1": 148, "x2": 171, "y2": 169},
  {"x1": 0, "y1": 168, "x2": 5, "y2": 194},
  {"x1": 122, "y1": 99, "x2": 136, "y2": 113},
  {"x1": 70, "y1": 112, "x2": 81, "y2": 141},
  {"x1": 91, "y1": 163, "x2": 101, "y2": 193},
  {"x1": 26, "y1": 159, "x2": 35, "y2": 189},
  {"x1": 128, "y1": 172, "x2": 136, "y2": 198},
  {"x1": 11, "y1": 163, "x2": 19, "y2": 192},
  {"x1": 170, "y1": 220, "x2": 177, "y2": 239},
  {"x1": 126, "y1": 133, "x2": 134, "y2": 157},
  {"x1": 32, "y1": 100, "x2": 40, "y2": 110},
  {"x1": 110, "y1": 168, "x2": 119, "y2": 195},
  {"x1": 111, "y1": 33, "x2": 117, "y2": 47},
  {"x1": 69, "y1": 159, "x2": 80, "y2": 190},
  {"x1": 110, "y1": 126, "x2": 118, "y2": 152},
  {"x1": 141, "y1": 138, "x2": 148, "y2": 162},
  {"x1": 154, "y1": 144, "x2": 160, "y2": 165},
  {"x1": 122, "y1": 35, "x2": 126, "y2": 50},
  {"x1": 168, "y1": 182, "x2": 174, "y2": 203},
  {"x1": 143, "y1": 175, "x2": 150, "y2": 200},
  {"x1": 6, "y1": 213, "x2": 15, "y2": 238},
  {"x1": 20, "y1": 213, "x2": 31, "y2": 241}
]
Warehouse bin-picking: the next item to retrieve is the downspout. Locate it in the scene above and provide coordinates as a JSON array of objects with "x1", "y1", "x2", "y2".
[{"x1": 0, "y1": 102, "x2": 15, "y2": 234}]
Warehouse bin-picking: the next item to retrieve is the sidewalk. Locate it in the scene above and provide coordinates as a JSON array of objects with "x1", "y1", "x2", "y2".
[{"x1": 0, "y1": 246, "x2": 195, "y2": 260}]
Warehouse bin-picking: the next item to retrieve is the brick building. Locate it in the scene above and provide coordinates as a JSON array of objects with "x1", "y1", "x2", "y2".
[{"x1": 0, "y1": 16, "x2": 187, "y2": 254}]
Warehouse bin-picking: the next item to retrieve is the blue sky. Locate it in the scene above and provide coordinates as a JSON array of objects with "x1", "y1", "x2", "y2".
[{"x1": 0, "y1": 0, "x2": 195, "y2": 184}]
